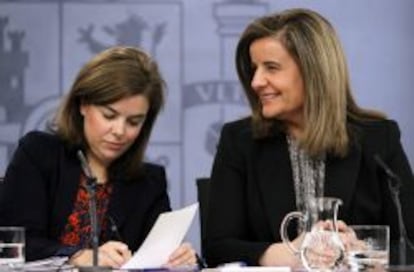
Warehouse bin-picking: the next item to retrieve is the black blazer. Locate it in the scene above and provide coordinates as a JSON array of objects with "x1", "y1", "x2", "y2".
[
  {"x1": 205, "y1": 118, "x2": 414, "y2": 266},
  {"x1": 0, "y1": 131, "x2": 170, "y2": 261}
]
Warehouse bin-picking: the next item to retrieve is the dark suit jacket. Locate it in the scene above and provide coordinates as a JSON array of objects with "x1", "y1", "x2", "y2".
[
  {"x1": 0, "y1": 131, "x2": 170, "y2": 261},
  {"x1": 205, "y1": 118, "x2": 414, "y2": 266}
]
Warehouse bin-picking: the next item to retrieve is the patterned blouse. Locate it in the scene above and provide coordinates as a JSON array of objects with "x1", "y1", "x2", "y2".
[
  {"x1": 60, "y1": 174, "x2": 113, "y2": 248},
  {"x1": 287, "y1": 135, "x2": 326, "y2": 214}
]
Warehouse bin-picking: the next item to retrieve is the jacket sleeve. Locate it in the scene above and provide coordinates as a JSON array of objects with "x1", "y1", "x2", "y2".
[
  {"x1": 139, "y1": 165, "x2": 171, "y2": 246},
  {"x1": 0, "y1": 132, "x2": 63, "y2": 261},
  {"x1": 205, "y1": 123, "x2": 272, "y2": 267}
]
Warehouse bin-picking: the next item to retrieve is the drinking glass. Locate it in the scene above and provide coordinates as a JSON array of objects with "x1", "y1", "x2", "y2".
[
  {"x1": 0, "y1": 227, "x2": 25, "y2": 269},
  {"x1": 347, "y1": 225, "x2": 389, "y2": 271}
]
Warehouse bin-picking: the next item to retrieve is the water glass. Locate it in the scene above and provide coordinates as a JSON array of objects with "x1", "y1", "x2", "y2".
[
  {"x1": 347, "y1": 225, "x2": 389, "y2": 271},
  {"x1": 0, "y1": 227, "x2": 25, "y2": 268}
]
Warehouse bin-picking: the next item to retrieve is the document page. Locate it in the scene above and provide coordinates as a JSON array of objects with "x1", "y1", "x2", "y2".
[
  {"x1": 122, "y1": 203, "x2": 198, "y2": 269},
  {"x1": 202, "y1": 267, "x2": 291, "y2": 272}
]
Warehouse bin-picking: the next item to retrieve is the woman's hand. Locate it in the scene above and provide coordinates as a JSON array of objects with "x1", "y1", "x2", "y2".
[
  {"x1": 164, "y1": 242, "x2": 197, "y2": 267},
  {"x1": 69, "y1": 241, "x2": 132, "y2": 268},
  {"x1": 259, "y1": 236, "x2": 304, "y2": 268},
  {"x1": 336, "y1": 220, "x2": 355, "y2": 251},
  {"x1": 319, "y1": 220, "x2": 366, "y2": 252}
]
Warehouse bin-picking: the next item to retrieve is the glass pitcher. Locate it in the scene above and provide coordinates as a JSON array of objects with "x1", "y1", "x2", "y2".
[{"x1": 280, "y1": 197, "x2": 345, "y2": 271}]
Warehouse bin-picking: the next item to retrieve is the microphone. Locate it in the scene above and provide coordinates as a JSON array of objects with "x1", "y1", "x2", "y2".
[
  {"x1": 374, "y1": 154, "x2": 407, "y2": 265},
  {"x1": 77, "y1": 150, "x2": 99, "y2": 189},
  {"x1": 77, "y1": 150, "x2": 95, "y2": 182},
  {"x1": 77, "y1": 150, "x2": 110, "y2": 271},
  {"x1": 107, "y1": 215, "x2": 123, "y2": 242}
]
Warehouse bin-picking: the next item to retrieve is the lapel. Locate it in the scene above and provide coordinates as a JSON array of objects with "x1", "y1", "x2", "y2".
[
  {"x1": 107, "y1": 179, "x2": 135, "y2": 229},
  {"x1": 54, "y1": 151, "x2": 82, "y2": 232},
  {"x1": 256, "y1": 132, "x2": 296, "y2": 240},
  {"x1": 325, "y1": 141, "x2": 361, "y2": 216}
]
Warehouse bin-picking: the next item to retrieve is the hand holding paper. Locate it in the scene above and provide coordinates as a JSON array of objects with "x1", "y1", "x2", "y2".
[{"x1": 122, "y1": 203, "x2": 198, "y2": 269}]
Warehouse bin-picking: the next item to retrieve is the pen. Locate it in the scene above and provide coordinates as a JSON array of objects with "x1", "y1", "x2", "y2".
[
  {"x1": 108, "y1": 215, "x2": 123, "y2": 242},
  {"x1": 196, "y1": 253, "x2": 208, "y2": 269}
]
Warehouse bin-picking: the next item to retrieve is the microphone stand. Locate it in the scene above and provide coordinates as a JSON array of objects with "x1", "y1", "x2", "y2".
[
  {"x1": 374, "y1": 155, "x2": 407, "y2": 265},
  {"x1": 77, "y1": 151, "x2": 111, "y2": 272},
  {"x1": 85, "y1": 175, "x2": 100, "y2": 269},
  {"x1": 387, "y1": 176, "x2": 407, "y2": 265}
]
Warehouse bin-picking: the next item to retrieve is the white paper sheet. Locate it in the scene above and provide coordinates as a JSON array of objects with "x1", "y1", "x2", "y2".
[
  {"x1": 202, "y1": 267, "x2": 291, "y2": 272},
  {"x1": 121, "y1": 203, "x2": 198, "y2": 269}
]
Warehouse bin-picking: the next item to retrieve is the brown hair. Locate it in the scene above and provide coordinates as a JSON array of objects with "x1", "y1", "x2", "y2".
[
  {"x1": 54, "y1": 46, "x2": 165, "y2": 180},
  {"x1": 236, "y1": 8, "x2": 385, "y2": 157}
]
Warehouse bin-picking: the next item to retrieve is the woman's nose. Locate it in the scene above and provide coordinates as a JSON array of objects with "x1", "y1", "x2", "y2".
[
  {"x1": 112, "y1": 119, "x2": 126, "y2": 137},
  {"x1": 250, "y1": 69, "x2": 267, "y2": 91}
]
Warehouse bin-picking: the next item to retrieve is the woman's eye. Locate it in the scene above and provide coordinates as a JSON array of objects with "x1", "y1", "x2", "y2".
[
  {"x1": 128, "y1": 118, "x2": 144, "y2": 126},
  {"x1": 267, "y1": 65, "x2": 279, "y2": 71},
  {"x1": 102, "y1": 112, "x2": 115, "y2": 119}
]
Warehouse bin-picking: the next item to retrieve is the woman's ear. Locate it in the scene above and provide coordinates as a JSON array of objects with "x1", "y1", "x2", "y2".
[{"x1": 79, "y1": 102, "x2": 87, "y2": 116}]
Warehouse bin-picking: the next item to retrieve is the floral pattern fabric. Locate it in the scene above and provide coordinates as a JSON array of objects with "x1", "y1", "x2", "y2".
[{"x1": 60, "y1": 174, "x2": 113, "y2": 247}]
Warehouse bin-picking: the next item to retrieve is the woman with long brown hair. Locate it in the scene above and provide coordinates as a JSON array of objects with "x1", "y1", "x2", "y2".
[
  {"x1": 0, "y1": 46, "x2": 196, "y2": 268},
  {"x1": 205, "y1": 8, "x2": 414, "y2": 268}
]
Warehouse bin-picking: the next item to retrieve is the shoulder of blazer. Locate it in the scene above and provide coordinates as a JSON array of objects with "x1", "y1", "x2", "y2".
[
  {"x1": 349, "y1": 118, "x2": 400, "y2": 157},
  {"x1": 137, "y1": 162, "x2": 167, "y2": 190},
  {"x1": 221, "y1": 117, "x2": 253, "y2": 141},
  {"x1": 220, "y1": 117, "x2": 285, "y2": 145},
  {"x1": 19, "y1": 131, "x2": 63, "y2": 150},
  {"x1": 17, "y1": 130, "x2": 73, "y2": 173},
  {"x1": 350, "y1": 118, "x2": 398, "y2": 139},
  {"x1": 141, "y1": 162, "x2": 166, "y2": 179}
]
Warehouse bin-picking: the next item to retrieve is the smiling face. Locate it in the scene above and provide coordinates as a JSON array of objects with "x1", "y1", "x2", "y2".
[
  {"x1": 250, "y1": 36, "x2": 305, "y2": 129},
  {"x1": 80, "y1": 94, "x2": 149, "y2": 167}
]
